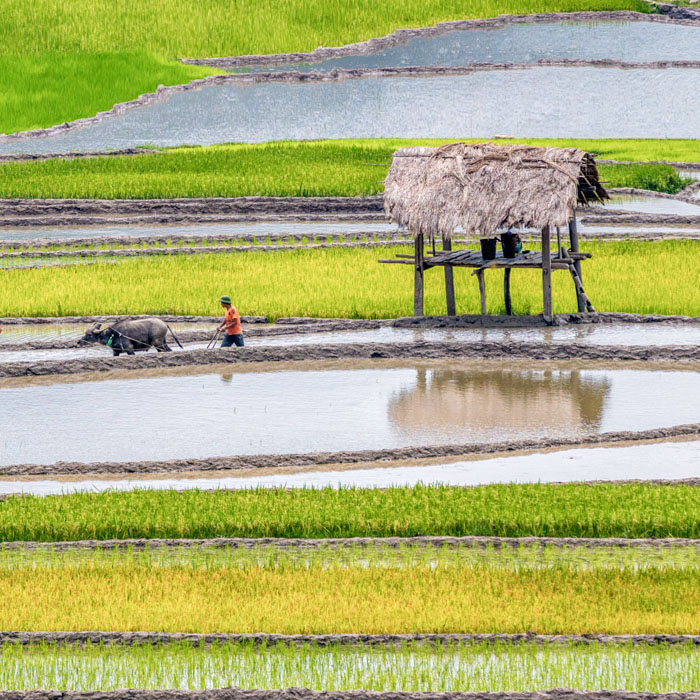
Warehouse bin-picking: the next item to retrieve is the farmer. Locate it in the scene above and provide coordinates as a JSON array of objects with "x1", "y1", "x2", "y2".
[{"x1": 217, "y1": 295, "x2": 245, "y2": 347}]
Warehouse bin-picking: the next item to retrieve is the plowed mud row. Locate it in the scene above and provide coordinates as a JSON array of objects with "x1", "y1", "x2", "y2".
[
  {"x1": 4, "y1": 424, "x2": 699, "y2": 476},
  {"x1": 1, "y1": 632, "x2": 699, "y2": 649},
  {"x1": 6, "y1": 536, "x2": 700, "y2": 552},
  {"x1": 2, "y1": 687, "x2": 700, "y2": 700},
  {"x1": 3, "y1": 340, "x2": 700, "y2": 379}
]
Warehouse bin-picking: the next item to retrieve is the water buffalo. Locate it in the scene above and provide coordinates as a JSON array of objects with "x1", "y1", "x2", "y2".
[{"x1": 81, "y1": 318, "x2": 182, "y2": 356}]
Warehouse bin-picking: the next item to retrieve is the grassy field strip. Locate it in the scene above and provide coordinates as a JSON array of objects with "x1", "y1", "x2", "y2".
[
  {"x1": 0, "y1": 555, "x2": 697, "y2": 632},
  {"x1": 1, "y1": 484, "x2": 698, "y2": 541},
  {"x1": 0, "y1": 142, "x2": 695, "y2": 199},
  {"x1": 0, "y1": 639, "x2": 698, "y2": 692},
  {"x1": 1, "y1": 241, "x2": 699, "y2": 318}
]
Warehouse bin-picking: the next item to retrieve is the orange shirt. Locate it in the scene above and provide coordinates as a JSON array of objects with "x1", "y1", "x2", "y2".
[{"x1": 224, "y1": 306, "x2": 242, "y2": 335}]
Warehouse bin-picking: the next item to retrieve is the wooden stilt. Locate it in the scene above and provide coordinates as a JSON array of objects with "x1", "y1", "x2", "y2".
[
  {"x1": 443, "y1": 236, "x2": 456, "y2": 316},
  {"x1": 414, "y1": 233, "x2": 424, "y2": 317},
  {"x1": 541, "y1": 225, "x2": 553, "y2": 324},
  {"x1": 564, "y1": 251, "x2": 596, "y2": 312},
  {"x1": 504, "y1": 268, "x2": 512, "y2": 316},
  {"x1": 568, "y1": 217, "x2": 586, "y2": 312},
  {"x1": 477, "y1": 269, "x2": 487, "y2": 315}
]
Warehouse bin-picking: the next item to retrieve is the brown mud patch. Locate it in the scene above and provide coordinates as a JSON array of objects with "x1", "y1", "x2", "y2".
[
  {"x1": 1, "y1": 632, "x2": 699, "y2": 650},
  {"x1": 3, "y1": 422, "x2": 699, "y2": 477},
  {"x1": 22, "y1": 434, "x2": 694, "y2": 484},
  {"x1": 2, "y1": 339, "x2": 700, "y2": 380},
  {"x1": 5, "y1": 534, "x2": 700, "y2": 552}
]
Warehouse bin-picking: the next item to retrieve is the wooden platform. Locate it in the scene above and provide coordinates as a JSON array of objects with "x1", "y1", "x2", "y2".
[{"x1": 378, "y1": 222, "x2": 595, "y2": 322}]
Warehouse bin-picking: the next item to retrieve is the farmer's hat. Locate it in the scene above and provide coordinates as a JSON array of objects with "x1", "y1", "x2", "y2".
[{"x1": 219, "y1": 295, "x2": 232, "y2": 305}]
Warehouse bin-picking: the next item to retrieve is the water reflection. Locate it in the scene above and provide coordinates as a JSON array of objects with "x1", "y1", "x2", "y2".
[
  {"x1": 388, "y1": 368, "x2": 609, "y2": 435},
  {"x1": 1, "y1": 364, "x2": 698, "y2": 466}
]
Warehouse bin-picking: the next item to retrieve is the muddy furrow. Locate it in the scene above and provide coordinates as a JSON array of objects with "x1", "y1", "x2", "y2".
[
  {"x1": 0, "y1": 149, "x2": 158, "y2": 162},
  {"x1": 2, "y1": 689, "x2": 700, "y2": 700},
  {"x1": 0, "y1": 232, "x2": 409, "y2": 251},
  {"x1": 0, "y1": 240, "x2": 414, "y2": 260},
  {"x1": 2, "y1": 632, "x2": 700, "y2": 650},
  {"x1": 0, "y1": 196, "x2": 383, "y2": 217},
  {"x1": 4, "y1": 423, "x2": 699, "y2": 477},
  {"x1": 6, "y1": 536, "x2": 700, "y2": 552},
  {"x1": 2, "y1": 340, "x2": 700, "y2": 380}
]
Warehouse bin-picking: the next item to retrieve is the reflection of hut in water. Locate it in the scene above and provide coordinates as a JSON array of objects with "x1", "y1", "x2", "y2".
[
  {"x1": 388, "y1": 369, "x2": 610, "y2": 434},
  {"x1": 380, "y1": 142, "x2": 608, "y2": 322}
]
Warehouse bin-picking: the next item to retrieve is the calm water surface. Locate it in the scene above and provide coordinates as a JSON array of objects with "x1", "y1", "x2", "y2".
[{"x1": 1, "y1": 364, "x2": 699, "y2": 465}]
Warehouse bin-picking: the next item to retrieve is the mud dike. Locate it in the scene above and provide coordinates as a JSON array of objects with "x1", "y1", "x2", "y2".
[
  {"x1": 1, "y1": 689, "x2": 700, "y2": 700},
  {"x1": 4, "y1": 424, "x2": 699, "y2": 477}
]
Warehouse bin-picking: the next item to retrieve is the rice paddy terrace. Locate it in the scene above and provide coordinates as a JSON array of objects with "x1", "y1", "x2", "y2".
[{"x1": 1, "y1": 3, "x2": 699, "y2": 700}]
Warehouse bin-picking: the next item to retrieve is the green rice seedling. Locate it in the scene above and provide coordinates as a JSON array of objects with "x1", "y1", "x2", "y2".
[
  {"x1": 1, "y1": 483, "x2": 698, "y2": 542},
  {"x1": 0, "y1": 640, "x2": 697, "y2": 692},
  {"x1": 0, "y1": 141, "x2": 696, "y2": 199},
  {"x1": 0, "y1": 240, "x2": 698, "y2": 318}
]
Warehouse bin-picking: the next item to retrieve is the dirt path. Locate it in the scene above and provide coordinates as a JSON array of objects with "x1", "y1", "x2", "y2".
[
  {"x1": 2, "y1": 340, "x2": 700, "y2": 380},
  {"x1": 1, "y1": 631, "x2": 699, "y2": 649},
  {"x1": 6, "y1": 535, "x2": 700, "y2": 552},
  {"x1": 3, "y1": 423, "x2": 699, "y2": 476}
]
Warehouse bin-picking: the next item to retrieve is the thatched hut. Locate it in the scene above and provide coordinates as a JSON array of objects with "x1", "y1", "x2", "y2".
[{"x1": 380, "y1": 142, "x2": 608, "y2": 322}]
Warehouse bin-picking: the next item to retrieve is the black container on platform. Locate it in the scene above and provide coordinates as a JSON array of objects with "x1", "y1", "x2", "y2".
[
  {"x1": 480, "y1": 237, "x2": 497, "y2": 260},
  {"x1": 500, "y1": 231, "x2": 521, "y2": 258}
]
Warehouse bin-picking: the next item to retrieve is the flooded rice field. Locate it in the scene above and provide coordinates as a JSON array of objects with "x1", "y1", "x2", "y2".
[
  {"x1": 2, "y1": 321, "x2": 700, "y2": 358},
  {"x1": 243, "y1": 21, "x2": 700, "y2": 72},
  {"x1": 1, "y1": 362, "x2": 700, "y2": 466},
  {"x1": 4, "y1": 439, "x2": 700, "y2": 495},
  {"x1": 1, "y1": 67, "x2": 698, "y2": 154},
  {"x1": 0, "y1": 222, "x2": 399, "y2": 243},
  {"x1": 606, "y1": 196, "x2": 700, "y2": 216}
]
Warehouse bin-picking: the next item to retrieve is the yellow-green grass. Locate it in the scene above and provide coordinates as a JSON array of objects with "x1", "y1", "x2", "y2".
[
  {"x1": 2, "y1": 484, "x2": 698, "y2": 541},
  {"x1": 0, "y1": 0, "x2": 649, "y2": 135},
  {"x1": 0, "y1": 53, "x2": 216, "y2": 137},
  {"x1": 0, "y1": 140, "x2": 697, "y2": 199},
  {"x1": 3, "y1": 0, "x2": 651, "y2": 57},
  {"x1": 0, "y1": 556, "x2": 696, "y2": 633},
  {"x1": 2, "y1": 640, "x2": 700, "y2": 692},
  {"x1": 1, "y1": 241, "x2": 698, "y2": 318}
]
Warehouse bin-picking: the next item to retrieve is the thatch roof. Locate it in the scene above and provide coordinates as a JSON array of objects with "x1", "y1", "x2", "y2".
[{"x1": 383, "y1": 142, "x2": 608, "y2": 238}]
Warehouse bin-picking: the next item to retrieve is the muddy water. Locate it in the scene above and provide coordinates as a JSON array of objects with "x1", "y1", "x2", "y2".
[
  {"x1": 1, "y1": 362, "x2": 700, "y2": 466},
  {"x1": 4, "y1": 440, "x2": 700, "y2": 495},
  {"x1": 245, "y1": 21, "x2": 700, "y2": 72},
  {"x1": 1, "y1": 68, "x2": 698, "y2": 155},
  {"x1": 606, "y1": 196, "x2": 700, "y2": 216},
  {"x1": 0, "y1": 222, "x2": 400, "y2": 243}
]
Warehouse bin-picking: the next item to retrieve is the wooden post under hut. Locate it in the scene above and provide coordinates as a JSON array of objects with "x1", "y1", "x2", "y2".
[{"x1": 379, "y1": 142, "x2": 608, "y2": 324}]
